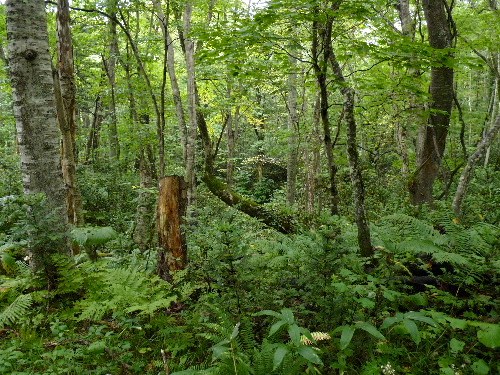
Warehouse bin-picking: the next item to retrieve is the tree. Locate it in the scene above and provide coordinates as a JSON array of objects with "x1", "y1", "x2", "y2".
[
  {"x1": 6, "y1": 0, "x2": 69, "y2": 287},
  {"x1": 409, "y1": 0, "x2": 455, "y2": 204},
  {"x1": 55, "y1": 0, "x2": 84, "y2": 227}
]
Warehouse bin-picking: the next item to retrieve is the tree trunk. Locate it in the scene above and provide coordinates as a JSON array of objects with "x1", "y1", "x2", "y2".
[
  {"x1": 453, "y1": 114, "x2": 500, "y2": 216},
  {"x1": 133, "y1": 148, "x2": 156, "y2": 251},
  {"x1": 483, "y1": 54, "x2": 499, "y2": 167},
  {"x1": 312, "y1": 10, "x2": 339, "y2": 215},
  {"x1": 305, "y1": 95, "x2": 321, "y2": 214},
  {"x1": 157, "y1": 176, "x2": 187, "y2": 282},
  {"x1": 286, "y1": 55, "x2": 299, "y2": 205},
  {"x1": 226, "y1": 105, "x2": 239, "y2": 187},
  {"x1": 183, "y1": 1, "x2": 198, "y2": 207},
  {"x1": 329, "y1": 47, "x2": 373, "y2": 258},
  {"x1": 6, "y1": 0, "x2": 69, "y2": 286},
  {"x1": 56, "y1": 0, "x2": 84, "y2": 228},
  {"x1": 105, "y1": 0, "x2": 120, "y2": 161},
  {"x1": 85, "y1": 95, "x2": 103, "y2": 163},
  {"x1": 202, "y1": 174, "x2": 295, "y2": 234},
  {"x1": 152, "y1": 0, "x2": 188, "y2": 164},
  {"x1": 410, "y1": 0, "x2": 454, "y2": 204}
]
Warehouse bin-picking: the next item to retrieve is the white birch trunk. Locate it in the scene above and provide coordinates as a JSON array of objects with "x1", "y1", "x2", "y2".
[{"x1": 6, "y1": 0, "x2": 69, "y2": 275}]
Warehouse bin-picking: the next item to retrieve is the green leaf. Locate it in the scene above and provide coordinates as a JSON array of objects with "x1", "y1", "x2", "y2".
[
  {"x1": 449, "y1": 338, "x2": 465, "y2": 353},
  {"x1": 477, "y1": 324, "x2": 500, "y2": 349},
  {"x1": 354, "y1": 321, "x2": 385, "y2": 340},
  {"x1": 340, "y1": 325, "x2": 355, "y2": 350},
  {"x1": 212, "y1": 343, "x2": 229, "y2": 360},
  {"x1": 87, "y1": 340, "x2": 106, "y2": 354},
  {"x1": 297, "y1": 346, "x2": 322, "y2": 365},
  {"x1": 288, "y1": 324, "x2": 301, "y2": 346},
  {"x1": 446, "y1": 317, "x2": 468, "y2": 330},
  {"x1": 230, "y1": 323, "x2": 240, "y2": 341},
  {"x1": 70, "y1": 226, "x2": 117, "y2": 247},
  {"x1": 268, "y1": 320, "x2": 287, "y2": 337},
  {"x1": 273, "y1": 345, "x2": 288, "y2": 370},
  {"x1": 280, "y1": 308, "x2": 295, "y2": 325},
  {"x1": 406, "y1": 311, "x2": 437, "y2": 327},
  {"x1": 471, "y1": 359, "x2": 490, "y2": 375},
  {"x1": 381, "y1": 314, "x2": 403, "y2": 329},
  {"x1": 254, "y1": 310, "x2": 282, "y2": 319},
  {"x1": 403, "y1": 319, "x2": 420, "y2": 344}
]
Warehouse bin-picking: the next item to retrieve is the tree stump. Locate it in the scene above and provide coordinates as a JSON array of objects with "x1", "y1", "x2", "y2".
[{"x1": 157, "y1": 176, "x2": 187, "y2": 282}]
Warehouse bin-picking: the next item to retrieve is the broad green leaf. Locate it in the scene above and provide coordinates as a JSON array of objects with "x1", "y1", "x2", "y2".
[
  {"x1": 297, "y1": 346, "x2": 322, "y2": 365},
  {"x1": 268, "y1": 320, "x2": 287, "y2": 337},
  {"x1": 406, "y1": 311, "x2": 438, "y2": 327},
  {"x1": 446, "y1": 317, "x2": 468, "y2": 330},
  {"x1": 70, "y1": 226, "x2": 117, "y2": 247},
  {"x1": 254, "y1": 310, "x2": 282, "y2": 319},
  {"x1": 230, "y1": 323, "x2": 240, "y2": 341},
  {"x1": 449, "y1": 338, "x2": 465, "y2": 353},
  {"x1": 273, "y1": 345, "x2": 288, "y2": 370},
  {"x1": 280, "y1": 308, "x2": 295, "y2": 325},
  {"x1": 340, "y1": 325, "x2": 355, "y2": 350},
  {"x1": 403, "y1": 319, "x2": 420, "y2": 344},
  {"x1": 471, "y1": 359, "x2": 490, "y2": 374},
  {"x1": 211, "y1": 343, "x2": 229, "y2": 360},
  {"x1": 288, "y1": 324, "x2": 301, "y2": 346},
  {"x1": 381, "y1": 314, "x2": 403, "y2": 329},
  {"x1": 477, "y1": 324, "x2": 500, "y2": 349},
  {"x1": 355, "y1": 321, "x2": 385, "y2": 340}
]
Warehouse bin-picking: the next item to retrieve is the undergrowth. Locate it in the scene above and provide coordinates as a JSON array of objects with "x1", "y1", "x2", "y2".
[{"x1": 0, "y1": 194, "x2": 499, "y2": 374}]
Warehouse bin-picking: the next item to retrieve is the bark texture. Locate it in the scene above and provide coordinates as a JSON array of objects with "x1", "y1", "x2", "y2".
[
  {"x1": 286, "y1": 55, "x2": 299, "y2": 205},
  {"x1": 453, "y1": 114, "x2": 500, "y2": 216},
  {"x1": 410, "y1": 0, "x2": 454, "y2": 204},
  {"x1": 105, "y1": 0, "x2": 120, "y2": 161},
  {"x1": 312, "y1": 12, "x2": 339, "y2": 215},
  {"x1": 184, "y1": 1, "x2": 198, "y2": 206},
  {"x1": 157, "y1": 176, "x2": 187, "y2": 282},
  {"x1": 56, "y1": 0, "x2": 83, "y2": 227},
  {"x1": 6, "y1": 0, "x2": 69, "y2": 282},
  {"x1": 329, "y1": 49, "x2": 373, "y2": 258}
]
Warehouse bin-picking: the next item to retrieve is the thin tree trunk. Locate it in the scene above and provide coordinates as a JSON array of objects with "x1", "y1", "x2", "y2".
[
  {"x1": 56, "y1": 0, "x2": 84, "y2": 228},
  {"x1": 484, "y1": 55, "x2": 499, "y2": 167},
  {"x1": 305, "y1": 95, "x2": 321, "y2": 214},
  {"x1": 453, "y1": 114, "x2": 500, "y2": 216},
  {"x1": 410, "y1": 0, "x2": 454, "y2": 204},
  {"x1": 183, "y1": 1, "x2": 198, "y2": 206},
  {"x1": 105, "y1": 0, "x2": 120, "y2": 161},
  {"x1": 329, "y1": 48, "x2": 373, "y2": 258},
  {"x1": 133, "y1": 148, "x2": 155, "y2": 251},
  {"x1": 286, "y1": 55, "x2": 299, "y2": 205},
  {"x1": 85, "y1": 95, "x2": 103, "y2": 163},
  {"x1": 396, "y1": 0, "x2": 416, "y2": 177},
  {"x1": 152, "y1": 0, "x2": 188, "y2": 164},
  {"x1": 312, "y1": 10, "x2": 339, "y2": 215},
  {"x1": 227, "y1": 106, "x2": 240, "y2": 187},
  {"x1": 6, "y1": 0, "x2": 69, "y2": 286}
]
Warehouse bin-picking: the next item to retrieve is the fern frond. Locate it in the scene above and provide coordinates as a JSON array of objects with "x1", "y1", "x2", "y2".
[
  {"x1": 0, "y1": 293, "x2": 32, "y2": 328},
  {"x1": 301, "y1": 331, "x2": 331, "y2": 345}
]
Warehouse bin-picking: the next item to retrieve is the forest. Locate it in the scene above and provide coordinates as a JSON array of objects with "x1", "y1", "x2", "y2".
[{"x1": 0, "y1": 0, "x2": 499, "y2": 374}]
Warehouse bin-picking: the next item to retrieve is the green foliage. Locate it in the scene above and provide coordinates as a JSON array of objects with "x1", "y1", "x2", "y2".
[
  {"x1": 0, "y1": 293, "x2": 32, "y2": 328},
  {"x1": 75, "y1": 263, "x2": 177, "y2": 322}
]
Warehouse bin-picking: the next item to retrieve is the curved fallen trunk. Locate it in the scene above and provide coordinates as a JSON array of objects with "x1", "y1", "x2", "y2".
[{"x1": 202, "y1": 174, "x2": 296, "y2": 234}]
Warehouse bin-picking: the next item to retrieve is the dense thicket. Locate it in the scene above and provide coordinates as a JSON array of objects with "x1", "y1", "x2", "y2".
[{"x1": 0, "y1": 0, "x2": 499, "y2": 374}]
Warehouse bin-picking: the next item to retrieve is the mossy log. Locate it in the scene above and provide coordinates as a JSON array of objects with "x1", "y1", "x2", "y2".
[{"x1": 202, "y1": 173, "x2": 295, "y2": 234}]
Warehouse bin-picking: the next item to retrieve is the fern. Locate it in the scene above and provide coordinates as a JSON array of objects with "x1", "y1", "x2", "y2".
[
  {"x1": 0, "y1": 293, "x2": 32, "y2": 328},
  {"x1": 375, "y1": 214, "x2": 500, "y2": 285},
  {"x1": 75, "y1": 264, "x2": 176, "y2": 322}
]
